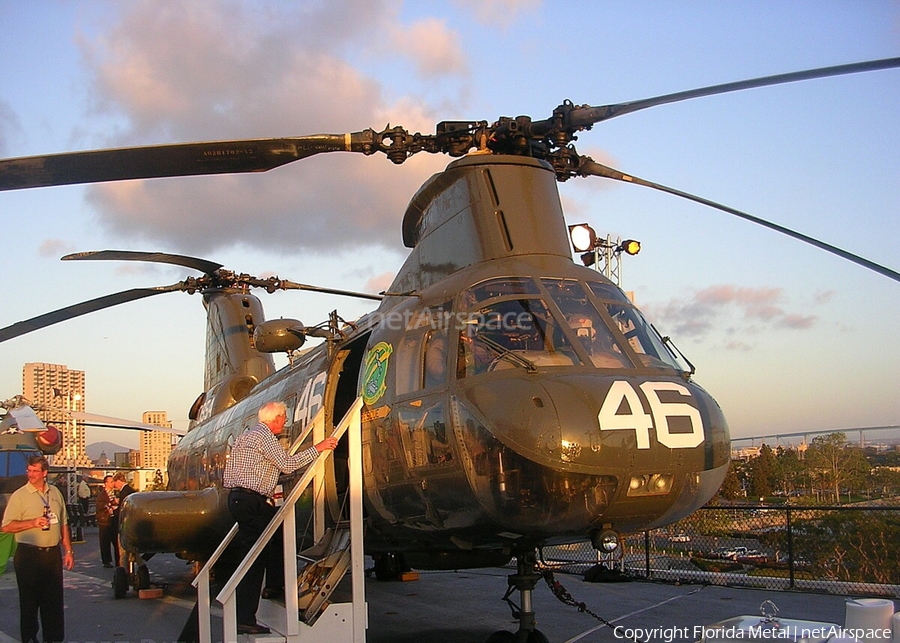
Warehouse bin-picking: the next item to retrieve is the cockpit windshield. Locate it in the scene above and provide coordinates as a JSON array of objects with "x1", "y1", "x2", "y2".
[
  {"x1": 456, "y1": 276, "x2": 688, "y2": 377},
  {"x1": 587, "y1": 282, "x2": 690, "y2": 371}
]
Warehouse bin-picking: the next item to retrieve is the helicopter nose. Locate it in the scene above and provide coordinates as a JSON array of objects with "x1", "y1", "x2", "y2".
[
  {"x1": 459, "y1": 373, "x2": 729, "y2": 476},
  {"x1": 454, "y1": 372, "x2": 729, "y2": 535}
]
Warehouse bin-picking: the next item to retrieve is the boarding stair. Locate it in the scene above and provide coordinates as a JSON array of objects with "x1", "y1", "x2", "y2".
[{"x1": 193, "y1": 397, "x2": 366, "y2": 643}]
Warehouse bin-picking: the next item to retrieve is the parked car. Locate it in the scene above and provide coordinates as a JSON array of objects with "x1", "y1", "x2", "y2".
[
  {"x1": 670, "y1": 533, "x2": 691, "y2": 543},
  {"x1": 710, "y1": 546, "x2": 749, "y2": 560},
  {"x1": 736, "y1": 549, "x2": 768, "y2": 563}
]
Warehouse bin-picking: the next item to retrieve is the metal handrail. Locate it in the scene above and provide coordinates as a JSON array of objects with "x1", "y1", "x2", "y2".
[{"x1": 192, "y1": 522, "x2": 238, "y2": 643}]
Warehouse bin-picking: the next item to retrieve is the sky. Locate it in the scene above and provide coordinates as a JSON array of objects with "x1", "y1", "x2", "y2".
[{"x1": 0, "y1": 1, "x2": 898, "y2": 448}]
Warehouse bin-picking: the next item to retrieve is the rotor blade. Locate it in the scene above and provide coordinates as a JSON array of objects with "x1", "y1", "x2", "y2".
[
  {"x1": 71, "y1": 411, "x2": 186, "y2": 436},
  {"x1": 0, "y1": 132, "x2": 378, "y2": 191},
  {"x1": 568, "y1": 57, "x2": 900, "y2": 127},
  {"x1": 63, "y1": 250, "x2": 223, "y2": 275},
  {"x1": 271, "y1": 278, "x2": 384, "y2": 301},
  {"x1": 7, "y1": 405, "x2": 47, "y2": 431},
  {"x1": 0, "y1": 285, "x2": 183, "y2": 343},
  {"x1": 578, "y1": 158, "x2": 900, "y2": 284}
]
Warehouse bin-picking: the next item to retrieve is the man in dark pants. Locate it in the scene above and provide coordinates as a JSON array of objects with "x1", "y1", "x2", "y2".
[
  {"x1": 1, "y1": 455, "x2": 74, "y2": 643},
  {"x1": 110, "y1": 472, "x2": 135, "y2": 564},
  {"x1": 96, "y1": 475, "x2": 118, "y2": 567},
  {"x1": 223, "y1": 400, "x2": 337, "y2": 635}
]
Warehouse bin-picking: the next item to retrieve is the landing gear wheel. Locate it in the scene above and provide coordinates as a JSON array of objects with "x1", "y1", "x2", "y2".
[
  {"x1": 491, "y1": 548, "x2": 552, "y2": 643},
  {"x1": 136, "y1": 564, "x2": 151, "y2": 590},
  {"x1": 113, "y1": 566, "x2": 128, "y2": 599}
]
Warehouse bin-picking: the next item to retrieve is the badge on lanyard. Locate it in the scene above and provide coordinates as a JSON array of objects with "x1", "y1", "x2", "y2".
[{"x1": 40, "y1": 492, "x2": 59, "y2": 529}]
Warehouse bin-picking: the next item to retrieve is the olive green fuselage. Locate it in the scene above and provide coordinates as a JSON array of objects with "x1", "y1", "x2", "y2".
[{"x1": 120, "y1": 155, "x2": 729, "y2": 565}]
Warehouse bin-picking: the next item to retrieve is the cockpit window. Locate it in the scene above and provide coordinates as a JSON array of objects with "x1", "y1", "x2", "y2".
[
  {"x1": 466, "y1": 277, "x2": 540, "y2": 305},
  {"x1": 587, "y1": 281, "x2": 689, "y2": 372},
  {"x1": 603, "y1": 303, "x2": 686, "y2": 370},
  {"x1": 456, "y1": 277, "x2": 688, "y2": 376},
  {"x1": 457, "y1": 295, "x2": 578, "y2": 377},
  {"x1": 543, "y1": 279, "x2": 630, "y2": 369},
  {"x1": 584, "y1": 281, "x2": 631, "y2": 303}
]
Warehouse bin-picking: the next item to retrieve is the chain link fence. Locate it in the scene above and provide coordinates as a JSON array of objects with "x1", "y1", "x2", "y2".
[{"x1": 537, "y1": 505, "x2": 900, "y2": 598}]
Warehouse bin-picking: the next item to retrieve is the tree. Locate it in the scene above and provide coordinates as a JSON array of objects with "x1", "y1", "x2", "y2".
[
  {"x1": 804, "y1": 433, "x2": 869, "y2": 503},
  {"x1": 773, "y1": 446, "x2": 803, "y2": 497},
  {"x1": 748, "y1": 444, "x2": 775, "y2": 499},
  {"x1": 717, "y1": 461, "x2": 742, "y2": 500},
  {"x1": 791, "y1": 510, "x2": 900, "y2": 585}
]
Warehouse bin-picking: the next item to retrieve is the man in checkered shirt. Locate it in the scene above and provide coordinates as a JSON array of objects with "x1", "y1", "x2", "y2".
[{"x1": 223, "y1": 400, "x2": 338, "y2": 635}]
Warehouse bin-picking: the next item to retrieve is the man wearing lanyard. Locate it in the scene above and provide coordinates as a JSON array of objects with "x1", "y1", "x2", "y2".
[
  {"x1": 1, "y1": 455, "x2": 74, "y2": 643},
  {"x1": 223, "y1": 400, "x2": 338, "y2": 635}
]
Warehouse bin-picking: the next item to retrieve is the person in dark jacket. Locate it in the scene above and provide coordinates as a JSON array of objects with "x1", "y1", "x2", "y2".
[{"x1": 95, "y1": 475, "x2": 118, "y2": 567}]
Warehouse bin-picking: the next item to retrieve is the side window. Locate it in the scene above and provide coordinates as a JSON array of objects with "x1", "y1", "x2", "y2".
[
  {"x1": 398, "y1": 401, "x2": 453, "y2": 468},
  {"x1": 423, "y1": 330, "x2": 448, "y2": 389},
  {"x1": 283, "y1": 394, "x2": 298, "y2": 441},
  {"x1": 394, "y1": 334, "x2": 424, "y2": 396}
]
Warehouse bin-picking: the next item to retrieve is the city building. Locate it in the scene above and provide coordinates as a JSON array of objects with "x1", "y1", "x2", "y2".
[
  {"x1": 140, "y1": 411, "x2": 175, "y2": 483},
  {"x1": 23, "y1": 362, "x2": 93, "y2": 467}
]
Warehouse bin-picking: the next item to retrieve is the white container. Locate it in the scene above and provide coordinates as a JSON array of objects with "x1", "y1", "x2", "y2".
[{"x1": 844, "y1": 598, "x2": 895, "y2": 643}]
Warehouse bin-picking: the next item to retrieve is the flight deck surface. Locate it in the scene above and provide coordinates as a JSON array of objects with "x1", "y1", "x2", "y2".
[{"x1": 0, "y1": 527, "x2": 863, "y2": 643}]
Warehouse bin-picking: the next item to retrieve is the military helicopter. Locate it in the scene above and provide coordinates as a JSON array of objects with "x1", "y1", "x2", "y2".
[
  {"x1": 0, "y1": 397, "x2": 64, "y2": 516},
  {"x1": 0, "y1": 395, "x2": 179, "y2": 510},
  {"x1": 1, "y1": 57, "x2": 898, "y2": 642}
]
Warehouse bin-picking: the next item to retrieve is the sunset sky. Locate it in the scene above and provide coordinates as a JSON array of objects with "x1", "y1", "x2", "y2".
[{"x1": 1, "y1": 1, "x2": 898, "y2": 446}]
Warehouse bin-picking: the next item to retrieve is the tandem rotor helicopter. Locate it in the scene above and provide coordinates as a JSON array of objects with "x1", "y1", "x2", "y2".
[{"x1": 1, "y1": 57, "x2": 898, "y2": 642}]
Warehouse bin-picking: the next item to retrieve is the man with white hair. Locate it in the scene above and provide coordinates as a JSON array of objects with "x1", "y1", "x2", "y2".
[{"x1": 223, "y1": 400, "x2": 338, "y2": 635}]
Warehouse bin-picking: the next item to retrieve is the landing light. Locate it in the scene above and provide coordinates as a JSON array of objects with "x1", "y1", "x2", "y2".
[
  {"x1": 620, "y1": 239, "x2": 641, "y2": 256},
  {"x1": 626, "y1": 473, "x2": 673, "y2": 497},
  {"x1": 568, "y1": 224, "x2": 597, "y2": 252},
  {"x1": 591, "y1": 528, "x2": 620, "y2": 553}
]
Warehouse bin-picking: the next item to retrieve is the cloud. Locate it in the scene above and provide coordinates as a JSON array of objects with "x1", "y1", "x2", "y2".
[
  {"x1": 365, "y1": 272, "x2": 396, "y2": 294},
  {"x1": 777, "y1": 314, "x2": 817, "y2": 329},
  {"x1": 723, "y1": 340, "x2": 754, "y2": 351},
  {"x1": 389, "y1": 18, "x2": 468, "y2": 79},
  {"x1": 646, "y1": 283, "x2": 817, "y2": 344},
  {"x1": 452, "y1": 0, "x2": 541, "y2": 26},
  {"x1": 813, "y1": 289, "x2": 835, "y2": 305},
  {"x1": 38, "y1": 239, "x2": 77, "y2": 258},
  {"x1": 73, "y1": 0, "x2": 464, "y2": 256}
]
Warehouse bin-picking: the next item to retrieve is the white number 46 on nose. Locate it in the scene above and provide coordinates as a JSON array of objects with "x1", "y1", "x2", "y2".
[{"x1": 597, "y1": 381, "x2": 704, "y2": 449}]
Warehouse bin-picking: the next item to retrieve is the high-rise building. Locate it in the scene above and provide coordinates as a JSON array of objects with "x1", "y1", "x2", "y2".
[
  {"x1": 140, "y1": 411, "x2": 175, "y2": 476},
  {"x1": 23, "y1": 362, "x2": 93, "y2": 467}
]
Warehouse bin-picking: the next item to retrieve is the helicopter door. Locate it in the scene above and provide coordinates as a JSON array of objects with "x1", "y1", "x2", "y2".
[
  {"x1": 319, "y1": 334, "x2": 370, "y2": 522},
  {"x1": 384, "y1": 328, "x2": 470, "y2": 530}
]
